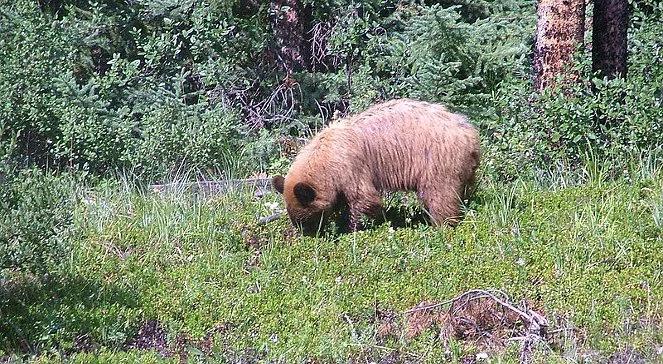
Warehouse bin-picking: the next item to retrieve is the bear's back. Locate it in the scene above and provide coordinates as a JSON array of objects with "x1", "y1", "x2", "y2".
[
  {"x1": 289, "y1": 98, "x2": 478, "y2": 191},
  {"x1": 349, "y1": 99, "x2": 465, "y2": 128},
  {"x1": 346, "y1": 99, "x2": 478, "y2": 190}
]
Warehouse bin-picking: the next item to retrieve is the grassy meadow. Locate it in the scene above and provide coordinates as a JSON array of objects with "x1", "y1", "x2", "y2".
[{"x1": 2, "y1": 152, "x2": 662, "y2": 363}]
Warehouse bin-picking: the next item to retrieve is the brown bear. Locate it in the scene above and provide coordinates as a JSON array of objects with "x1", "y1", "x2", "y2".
[{"x1": 272, "y1": 98, "x2": 480, "y2": 235}]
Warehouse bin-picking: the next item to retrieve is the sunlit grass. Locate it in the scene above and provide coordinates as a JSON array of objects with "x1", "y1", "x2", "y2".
[{"x1": 2, "y1": 152, "x2": 662, "y2": 362}]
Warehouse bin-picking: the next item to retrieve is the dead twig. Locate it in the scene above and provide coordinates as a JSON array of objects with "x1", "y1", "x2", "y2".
[
  {"x1": 150, "y1": 178, "x2": 272, "y2": 197},
  {"x1": 403, "y1": 289, "x2": 510, "y2": 314},
  {"x1": 258, "y1": 212, "x2": 283, "y2": 225}
]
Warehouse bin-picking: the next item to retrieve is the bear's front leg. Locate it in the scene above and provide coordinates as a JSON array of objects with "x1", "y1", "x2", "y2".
[{"x1": 347, "y1": 196, "x2": 383, "y2": 232}]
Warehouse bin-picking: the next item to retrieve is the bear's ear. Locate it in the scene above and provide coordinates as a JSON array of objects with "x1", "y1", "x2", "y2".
[
  {"x1": 293, "y1": 182, "x2": 316, "y2": 206},
  {"x1": 272, "y1": 175, "x2": 285, "y2": 194}
]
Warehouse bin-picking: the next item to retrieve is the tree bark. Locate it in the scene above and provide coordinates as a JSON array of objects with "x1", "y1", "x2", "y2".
[
  {"x1": 533, "y1": 0, "x2": 586, "y2": 91},
  {"x1": 592, "y1": 0, "x2": 628, "y2": 79}
]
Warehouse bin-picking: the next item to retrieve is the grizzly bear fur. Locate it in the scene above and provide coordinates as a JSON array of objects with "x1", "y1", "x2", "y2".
[{"x1": 272, "y1": 98, "x2": 480, "y2": 235}]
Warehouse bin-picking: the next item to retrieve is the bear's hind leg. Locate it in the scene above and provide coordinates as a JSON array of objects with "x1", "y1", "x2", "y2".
[{"x1": 418, "y1": 184, "x2": 462, "y2": 226}]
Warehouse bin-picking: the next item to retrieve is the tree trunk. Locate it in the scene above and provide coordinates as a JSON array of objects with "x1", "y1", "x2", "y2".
[
  {"x1": 592, "y1": 0, "x2": 628, "y2": 79},
  {"x1": 270, "y1": 0, "x2": 311, "y2": 75},
  {"x1": 533, "y1": 0, "x2": 586, "y2": 91}
]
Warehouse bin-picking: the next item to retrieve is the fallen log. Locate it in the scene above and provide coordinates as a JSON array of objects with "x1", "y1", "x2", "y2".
[{"x1": 150, "y1": 178, "x2": 273, "y2": 198}]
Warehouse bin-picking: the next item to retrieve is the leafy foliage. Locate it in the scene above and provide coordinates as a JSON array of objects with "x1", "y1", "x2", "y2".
[
  {"x1": 3, "y1": 0, "x2": 658, "y2": 180},
  {"x1": 0, "y1": 0, "x2": 267, "y2": 177},
  {"x1": 0, "y1": 165, "x2": 76, "y2": 273},
  {"x1": 1, "y1": 0, "x2": 538, "y2": 177}
]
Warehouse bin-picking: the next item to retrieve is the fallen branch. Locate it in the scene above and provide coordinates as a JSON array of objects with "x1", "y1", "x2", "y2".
[
  {"x1": 258, "y1": 212, "x2": 283, "y2": 225},
  {"x1": 150, "y1": 178, "x2": 272, "y2": 197},
  {"x1": 403, "y1": 289, "x2": 510, "y2": 314}
]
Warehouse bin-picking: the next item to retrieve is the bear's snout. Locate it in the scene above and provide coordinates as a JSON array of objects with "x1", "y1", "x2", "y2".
[{"x1": 288, "y1": 209, "x2": 324, "y2": 236}]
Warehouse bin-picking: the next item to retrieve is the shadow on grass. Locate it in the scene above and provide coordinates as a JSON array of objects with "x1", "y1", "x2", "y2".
[
  {"x1": 320, "y1": 204, "x2": 432, "y2": 237},
  {"x1": 287, "y1": 189, "x2": 486, "y2": 238},
  {"x1": 0, "y1": 272, "x2": 139, "y2": 354},
  {"x1": 374, "y1": 204, "x2": 431, "y2": 229}
]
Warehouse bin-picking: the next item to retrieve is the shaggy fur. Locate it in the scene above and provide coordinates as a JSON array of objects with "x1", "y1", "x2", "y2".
[{"x1": 273, "y1": 98, "x2": 480, "y2": 235}]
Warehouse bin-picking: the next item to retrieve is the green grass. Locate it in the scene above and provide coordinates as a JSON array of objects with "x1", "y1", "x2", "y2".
[{"x1": 2, "y1": 161, "x2": 663, "y2": 363}]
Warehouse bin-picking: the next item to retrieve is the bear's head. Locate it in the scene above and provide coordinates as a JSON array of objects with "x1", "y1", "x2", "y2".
[{"x1": 272, "y1": 175, "x2": 333, "y2": 235}]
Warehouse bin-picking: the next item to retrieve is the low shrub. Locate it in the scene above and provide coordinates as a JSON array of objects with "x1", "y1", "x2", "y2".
[{"x1": 0, "y1": 164, "x2": 77, "y2": 273}]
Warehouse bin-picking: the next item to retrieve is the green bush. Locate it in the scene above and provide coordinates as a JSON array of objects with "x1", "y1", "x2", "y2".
[
  {"x1": 0, "y1": 2, "x2": 79, "y2": 166},
  {"x1": 130, "y1": 101, "x2": 251, "y2": 178},
  {"x1": 0, "y1": 165, "x2": 77, "y2": 273},
  {"x1": 0, "y1": 0, "x2": 269, "y2": 178},
  {"x1": 0, "y1": 0, "x2": 660, "y2": 181},
  {"x1": 371, "y1": 3, "x2": 532, "y2": 112}
]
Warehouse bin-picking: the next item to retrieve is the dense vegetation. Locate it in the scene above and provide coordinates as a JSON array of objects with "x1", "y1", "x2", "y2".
[
  {"x1": 1, "y1": 0, "x2": 662, "y2": 362},
  {"x1": 3, "y1": 0, "x2": 660, "y2": 177}
]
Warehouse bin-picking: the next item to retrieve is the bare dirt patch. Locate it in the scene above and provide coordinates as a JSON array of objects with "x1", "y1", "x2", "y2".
[
  {"x1": 240, "y1": 225, "x2": 270, "y2": 272},
  {"x1": 125, "y1": 320, "x2": 235, "y2": 362},
  {"x1": 241, "y1": 226, "x2": 266, "y2": 251},
  {"x1": 70, "y1": 333, "x2": 96, "y2": 354},
  {"x1": 125, "y1": 320, "x2": 169, "y2": 357},
  {"x1": 607, "y1": 347, "x2": 646, "y2": 364},
  {"x1": 376, "y1": 307, "x2": 400, "y2": 341}
]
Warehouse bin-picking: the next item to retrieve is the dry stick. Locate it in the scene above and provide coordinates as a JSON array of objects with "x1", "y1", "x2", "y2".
[
  {"x1": 151, "y1": 178, "x2": 285, "y2": 225},
  {"x1": 517, "y1": 299, "x2": 547, "y2": 364},
  {"x1": 403, "y1": 289, "x2": 509, "y2": 315},
  {"x1": 309, "y1": 21, "x2": 331, "y2": 67},
  {"x1": 546, "y1": 327, "x2": 575, "y2": 334},
  {"x1": 258, "y1": 212, "x2": 283, "y2": 225},
  {"x1": 343, "y1": 314, "x2": 359, "y2": 342},
  {"x1": 220, "y1": 76, "x2": 300, "y2": 128}
]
